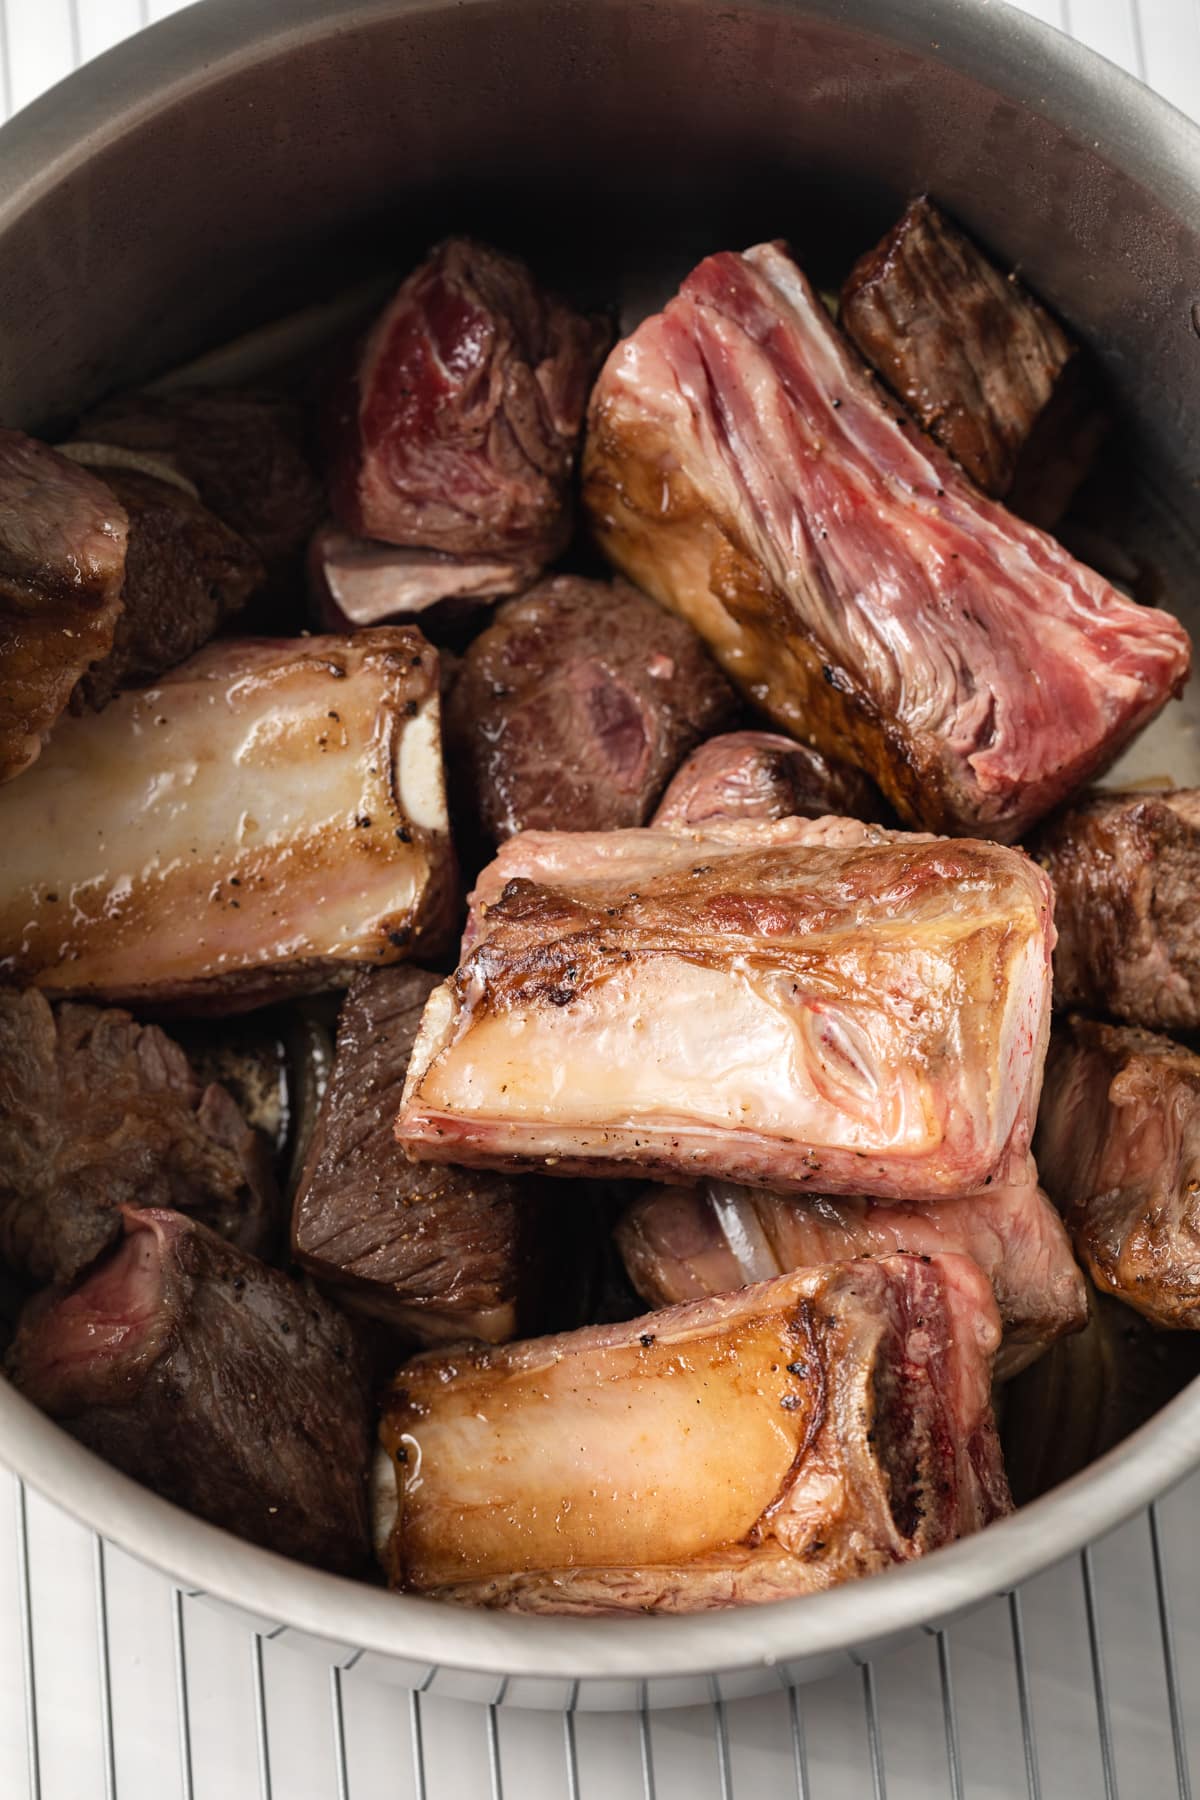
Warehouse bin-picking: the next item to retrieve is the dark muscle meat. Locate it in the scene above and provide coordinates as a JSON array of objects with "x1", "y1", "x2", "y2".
[
  {"x1": 0, "y1": 431, "x2": 128, "y2": 782},
  {"x1": 1032, "y1": 788, "x2": 1200, "y2": 1031},
  {"x1": 323, "y1": 238, "x2": 610, "y2": 562},
  {"x1": 616, "y1": 1178, "x2": 1086, "y2": 1380},
  {"x1": 374, "y1": 1254, "x2": 1010, "y2": 1612},
  {"x1": 840, "y1": 197, "x2": 1106, "y2": 524},
  {"x1": 1036, "y1": 1017, "x2": 1200, "y2": 1329},
  {"x1": 293, "y1": 966, "x2": 555, "y2": 1342},
  {"x1": 6, "y1": 1208, "x2": 371, "y2": 1573},
  {"x1": 445, "y1": 575, "x2": 736, "y2": 843},
  {"x1": 74, "y1": 464, "x2": 265, "y2": 708},
  {"x1": 584, "y1": 241, "x2": 1189, "y2": 840},
  {"x1": 0, "y1": 990, "x2": 278, "y2": 1285},
  {"x1": 652, "y1": 729, "x2": 884, "y2": 827},
  {"x1": 78, "y1": 386, "x2": 324, "y2": 577}
]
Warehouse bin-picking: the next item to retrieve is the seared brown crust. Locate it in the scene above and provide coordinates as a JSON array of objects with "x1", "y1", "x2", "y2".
[
  {"x1": 445, "y1": 574, "x2": 736, "y2": 843},
  {"x1": 293, "y1": 966, "x2": 555, "y2": 1342},
  {"x1": 7, "y1": 1208, "x2": 372, "y2": 1574},
  {"x1": 0, "y1": 432, "x2": 129, "y2": 783},
  {"x1": 840, "y1": 197, "x2": 1105, "y2": 522},
  {"x1": 1032, "y1": 789, "x2": 1200, "y2": 1031},
  {"x1": 585, "y1": 407, "x2": 960, "y2": 831},
  {"x1": 1036, "y1": 1017, "x2": 1200, "y2": 1328},
  {"x1": 375, "y1": 1255, "x2": 1009, "y2": 1612},
  {"x1": 75, "y1": 465, "x2": 264, "y2": 709},
  {"x1": 0, "y1": 989, "x2": 279, "y2": 1285}
]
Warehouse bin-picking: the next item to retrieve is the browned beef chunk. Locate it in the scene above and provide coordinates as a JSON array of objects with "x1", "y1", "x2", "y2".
[
  {"x1": 77, "y1": 387, "x2": 324, "y2": 576},
  {"x1": 840, "y1": 197, "x2": 1106, "y2": 525},
  {"x1": 652, "y1": 729, "x2": 885, "y2": 827},
  {"x1": 293, "y1": 966, "x2": 556, "y2": 1343},
  {"x1": 445, "y1": 575, "x2": 736, "y2": 844},
  {"x1": 74, "y1": 465, "x2": 265, "y2": 708},
  {"x1": 1032, "y1": 788, "x2": 1200, "y2": 1031},
  {"x1": 1036, "y1": 1017, "x2": 1200, "y2": 1329},
  {"x1": 323, "y1": 239, "x2": 610, "y2": 562},
  {"x1": 6, "y1": 1208, "x2": 371, "y2": 1573},
  {"x1": 0, "y1": 990, "x2": 279, "y2": 1285},
  {"x1": 0, "y1": 431, "x2": 128, "y2": 782}
]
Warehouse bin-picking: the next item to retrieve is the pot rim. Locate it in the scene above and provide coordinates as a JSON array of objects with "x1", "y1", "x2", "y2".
[{"x1": 3, "y1": 0, "x2": 1200, "y2": 1683}]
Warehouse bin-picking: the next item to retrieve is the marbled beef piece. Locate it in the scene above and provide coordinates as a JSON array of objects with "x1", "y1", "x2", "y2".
[
  {"x1": 74, "y1": 464, "x2": 264, "y2": 709},
  {"x1": 7, "y1": 1208, "x2": 371, "y2": 1573},
  {"x1": 0, "y1": 990, "x2": 278, "y2": 1285},
  {"x1": 0, "y1": 630, "x2": 456, "y2": 1012},
  {"x1": 445, "y1": 575, "x2": 736, "y2": 844},
  {"x1": 584, "y1": 242, "x2": 1189, "y2": 840},
  {"x1": 652, "y1": 729, "x2": 884, "y2": 827},
  {"x1": 1032, "y1": 788, "x2": 1200, "y2": 1031},
  {"x1": 293, "y1": 966, "x2": 556, "y2": 1343},
  {"x1": 840, "y1": 197, "x2": 1106, "y2": 525},
  {"x1": 77, "y1": 386, "x2": 324, "y2": 578},
  {"x1": 374, "y1": 1254, "x2": 1010, "y2": 1612},
  {"x1": 0, "y1": 431, "x2": 128, "y2": 783},
  {"x1": 616, "y1": 1177, "x2": 1086, "y2": 1380},
  {"x1": 398, "y1": 817, "x2": 1054, "y2": 1200},
  {"x1": 1036, "y1": 1017, "x2": 1200, "y2": 1330},
  {"x1": 324, "y1": 239, "x2": 610, "y2": 563}
]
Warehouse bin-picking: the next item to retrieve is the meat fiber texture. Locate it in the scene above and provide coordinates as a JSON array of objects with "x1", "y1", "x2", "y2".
[
  {"x1": 616, "y1": 1177, "x2": 1086, "y2": 1381},
  {"x1": 583, "y1": 241, "x2": 1190, "y2": 841},
  {"x1": 397, "y1": 816, "x2": 1054, "y2": 1200},
  {"x1": 0, "y1": 430, "x2": 129, "y2": 783},
  {"x1": 373, "y1": 1253, "x2": 1010, "y2": 1612},
  {"x1": 1032, "y1": 788, "x2": 1200, "y2": 1032},
  {"x1": 0, "y1": 629, "x2": 457, "y2": 1011},
  {"x1": 444, "y1": 575, "x2": 736, "y2": 843},
  {"x1": 6, "y1": 1208, "x2": 372, "y2": 1574},
  {"x1": 73, "y1": 462, "x2": 265, "y2": 709},
  {"x1": 840, "y1": 197, "x2": 1106, "y2": 525},
  {"x1": 0, "y1": 990, "x2": 278, "y2": 1285},
  {"x1": 324, "y1": 238, "x2": 611, "y2": 565},
  {"x1": 77, "y1": 386, "x2": 324, "y2": 579},
  {"x1": 652, "y1": 729, "x2": 884, "y2": 828},
  {"x1": 293, "y1": 965, "x2": 556, "y2": 1343},
  {"x1": 1036, "y1": 1017, "x2": 1200, "y2": 1330}
]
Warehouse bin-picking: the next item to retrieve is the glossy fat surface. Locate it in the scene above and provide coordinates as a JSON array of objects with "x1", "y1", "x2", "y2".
[
  {"x1": 616, "y1": 1177, "x2": 1087, "y2": 1380},
  {"x1": 375, "y1": 1254, "x2": 1009, "y2": 1612},
  {"x1": 0, "y1": 629, "x2": 453, "y2": 1007},
  {"x1": 399, "y1": 817, "x2": 1053, "y2": 1199}
]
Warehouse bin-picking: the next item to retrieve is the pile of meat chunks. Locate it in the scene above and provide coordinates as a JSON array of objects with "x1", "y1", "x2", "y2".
[{"x1": 1, "y1": 204, "x2": 1198, "y2": 1612}]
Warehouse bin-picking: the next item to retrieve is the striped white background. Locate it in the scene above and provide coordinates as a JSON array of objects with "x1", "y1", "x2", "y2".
[{"x1": 0, "y1": 3, "x2": 1198, "y2": 1796}]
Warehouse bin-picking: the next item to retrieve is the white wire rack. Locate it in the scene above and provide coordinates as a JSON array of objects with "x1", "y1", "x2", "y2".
[{"x1": 1, "y1": 3, "x2": 1199, "y2": 1796}]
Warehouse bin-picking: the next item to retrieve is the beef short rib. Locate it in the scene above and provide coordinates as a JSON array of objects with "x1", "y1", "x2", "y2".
[
  {"x1": 293, "y1": 966, "x2": 556, "y2": 1343},
  {"x1": 324, "y1": 238, "x2": 610, "y2": 563},
  {"x1": 1036, "y1": 1016, "x2": 1200, "y2": 1329},
  {"x1": 652, "y1": 729, "x2": 883, "y2": 828},
  {"x1": 0, "y1": 990, "x2": 278, "y2": 1285},
  {"x1": 1033, "y1": 788, "x2": 1200, "y2": 1032},
  {"x1": 445, "y1": 575, "x2": 736, "y2": 843},
  {"x1": 7, "y1": 1208, "x2": 372, "y2": 1573},
  {"x1": 0, "y1": 630, "x2": 456, "y2": 1011},
  {"x1": 616, "y1": 1177, "x2": 1086, "y2": 1380},
  {"x1": 584, "y1": 241, "x2": 1189, "y2": 840},
  {"x1": 374, "y1": 1254, "x2": 1010, "y2": 1611},
  {"x1": 840, "y1": 197, "x2": 1106, "y2": 524},
  {"x1": 398, "y1": 817, "x2": 1054, "y2": 1200},
  {"x1": 0, "y1": 431, "x2": 128, "y2": 783}
]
